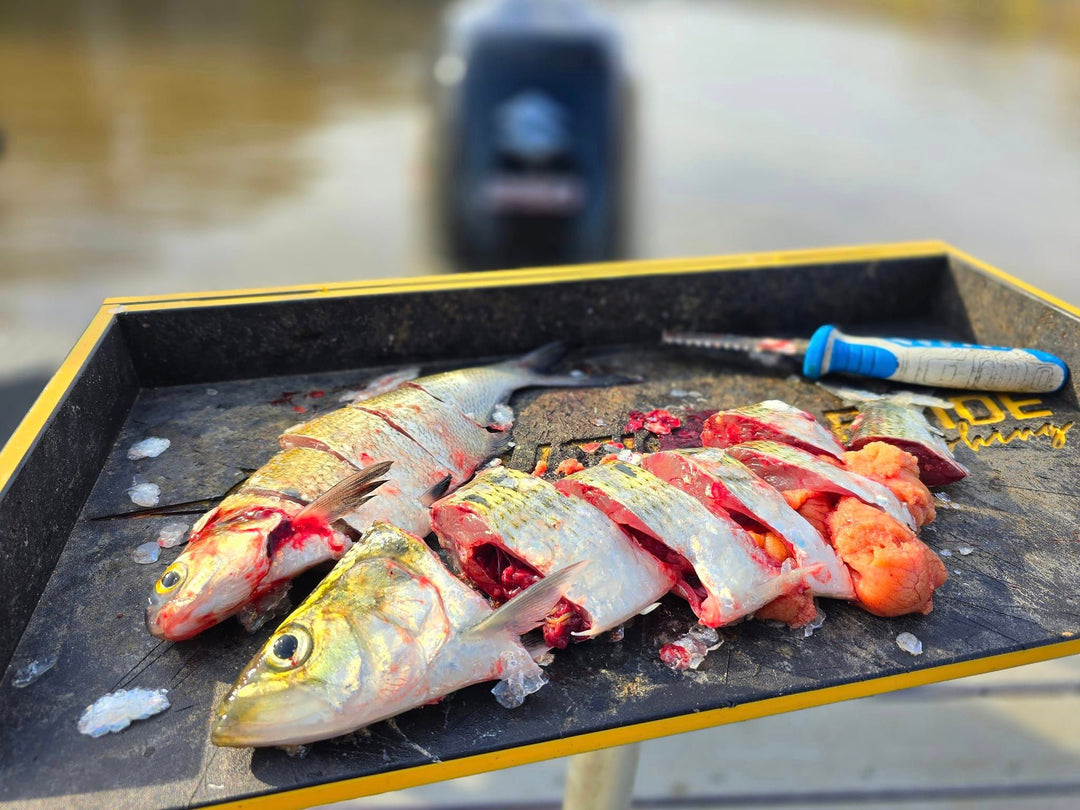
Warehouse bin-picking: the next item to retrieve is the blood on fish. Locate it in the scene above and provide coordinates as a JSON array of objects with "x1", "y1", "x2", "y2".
[
  {"x1": 555, "y1": 458, "x2": 585, "y2": 477},
  {"x1": 658, "y1": 409, "x2": 717, "y2": 451},
  {"x1": 293, "y1": 405, "x2": 308, "y2": 414},
  {"x1": 309, "y1": 391, "x2": 325, "y2": 399},
  {"x1": 627, "y1": 409, "x2": 682, "y2": 436}
]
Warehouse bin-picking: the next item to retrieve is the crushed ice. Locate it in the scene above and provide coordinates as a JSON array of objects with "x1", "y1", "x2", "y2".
[
  {"x1": 127, "y1": 437, "x2": 170, "y2": 460},
  {"x1": 616, "y1": 449, "x2": 642, "y2": 466},
  {"x1": 939, "y1": 549, "x2": 953, "y2": 557},
  {"x1": 490, "y1": 404, "x2": 514, "y2": 431},
  {"x1": 12, "y1": 654, "x2": 58, "y2": 688},
  {"x1": 592, "y1": 418, "x2": 607, "y2": 427},
  {"x1": 660, "y1": 624, "x2": 723, "y2": 671},
  {"x1": 895, "y1": 632, "x2": 923, "y2": 656},
  {"x1": 156, "y1": 521, "x2": 190, "y2": 548},
  {"x1": 77, "y1": 688, "x2": 170, "y2": 737},
  {"x1": 127, "y1": 479, "x2": 161, "y2": 507},
  {"x1": 491, "y1": 653, "x2": 548, "y2": 709},
  {"x1": 669, "y1": 388, "x2": 704, "y2": 399},
  {"x1": 205, "y1": 388, "x2": 218, "y2": 396},
  {"x1": 803, "y1": 606, "x2": 827, "y2": 638},
  {"x1": 132, "y1": 542, "x2": 161, "y2": 564},
  {"x1": 957, "y1": 544, "x2": 974, "y2": 556}
]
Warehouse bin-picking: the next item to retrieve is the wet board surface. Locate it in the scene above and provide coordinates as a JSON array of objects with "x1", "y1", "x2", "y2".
[{"x1": 2, "y1": 245, "x2": 1080, "y2": 810}]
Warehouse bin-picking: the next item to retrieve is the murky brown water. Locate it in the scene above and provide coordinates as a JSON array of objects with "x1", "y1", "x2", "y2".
[{"x1": 2, "y1": 0, "x2": 1080, "y2": 378}]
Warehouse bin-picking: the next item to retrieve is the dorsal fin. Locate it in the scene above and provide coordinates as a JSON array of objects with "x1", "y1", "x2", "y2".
[
  {"x1": 296, "y1": 461, "x2": 393, "y2": 524},
  {"x1": 470, "y1": 560, "x2": 589, "y2": 637}
]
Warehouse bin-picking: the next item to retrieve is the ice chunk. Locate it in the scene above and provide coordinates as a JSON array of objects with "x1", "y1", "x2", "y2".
[
  {"x1": 77, "y1": 688, "x2": 170, "y2": 737},
  {"x1": 156, "y1": 522, "x2": 190, "y2": 548},
  {"x1": 616, "y1": 449, "x2": 642, "y2": 466},
  {"x1": 490, "y1": 404, "x2": 514, "y2": 431},
  {"x1": 491, "y1": 653, "x2": 548, "y2": 709},
  {"x1": 132, "y1": 542, "x2": 160, "y2": 564},
  {"x1": 660, "y1": 624, "x2": 724, "y2": 671},
  {"x1": 803, "y1": 606, "x2": 827, "y2": 638},
  {"x1": 957, "y1": 544, "x2": 974, "y2": 556},
  {"x1": 127, "y1": 437, "x2": 170, "y2": 460},
  {"x1": 896, "y1": 632, "x2": 923, "y2": 656},
  {"x1": 127, "y1": 481, "x2": 160, "y2": 507},
  {"x1": 12, "y1": 654, "x2": 58, "y2": 688},
  {"x1": 592, "y1": 418, "x2": 608, "y2": 427},
  {"x1": 939, "y1": 549, "x2": 953, "y2": 557},
  {"x1": 205, "y1": 388, "x2": 218, "y2": 396}
]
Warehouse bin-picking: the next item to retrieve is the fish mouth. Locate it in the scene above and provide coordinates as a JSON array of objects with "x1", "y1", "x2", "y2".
[{"x1": 211, "y1": 684, "x2": 338, "y2": 748}]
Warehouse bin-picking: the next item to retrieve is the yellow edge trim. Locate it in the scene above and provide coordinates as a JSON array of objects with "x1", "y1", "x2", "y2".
[
  {"x1": 947, "y1": 247, "x2": 1080, "y2": 319},
  {"x1": 216, "y1": 637, "x2": 1080, "y2": 810},
  {"x1": 0, "y1": 306, "x2": 117, "y2": 495},
  {"x1": 105, "y1": 240, "x2": 951, "y2": 311}
]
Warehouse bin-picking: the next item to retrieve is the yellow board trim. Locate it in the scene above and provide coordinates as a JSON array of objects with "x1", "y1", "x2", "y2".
[
  {"x1": 216, "y1": 637, "x2": 1080, "y2": 810},
  {"x1": 104, "y1": 240, "x2": 951, "y2": 311},
  {"x1": 4, "y1": 241, "x2": 1080, "y2": 809},
  {"x1": 0, "y1": 306, "x2": 117, "y2": 495}
]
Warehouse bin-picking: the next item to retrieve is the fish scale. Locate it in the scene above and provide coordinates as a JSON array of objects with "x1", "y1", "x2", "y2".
[
  {"x1": 556, "y1": 462, "x2": 812, "y2": 627},
  {"x1": 431, "y1": 467, "x2": 675, "y2": 639}
]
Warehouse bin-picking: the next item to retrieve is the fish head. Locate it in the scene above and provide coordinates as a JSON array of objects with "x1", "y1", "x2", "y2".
[
  {"x1": 211, "y1": 609, "x2": 365, "y2": 748},
  {"x1": 212, "y1": 539, "x2": 454, "y2": 747},
  {"x1": 145, "y1": 506, "x2": 284, "y2": 641}
]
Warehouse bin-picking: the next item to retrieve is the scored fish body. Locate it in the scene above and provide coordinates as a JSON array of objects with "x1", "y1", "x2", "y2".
[
  {"x1": 724, "y1": 440, "x2": 917, "y2": 530},
  {"x1": 146, "y1": 344, "x2": 607, "y2": 642},
  {"x1": 701, "y1": 400, "x2": 846, "y2": 460},
  {"x1": 642, "y1": 448, "x2": 855, "y2": 600},
  {"x1": 848, "y1": 400, "x2": 969, "y2": 486},
  {"x1": 431, "y1": 467, "x2": 676, "y2": 646},
  {"x1": 556, "y1": 462, "x2": 814, "y2": 628},
  {"x1": 211, "y1": 524, "x2": 561, "y2": 748}
]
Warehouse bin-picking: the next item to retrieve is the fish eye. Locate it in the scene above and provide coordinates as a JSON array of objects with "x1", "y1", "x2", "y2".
[
  {"x1": 155, "y1": 564, "x2": 186, "y2": 595},
  {"x1": 266, "y1": 626, "x2": 313, "y2": 671}
]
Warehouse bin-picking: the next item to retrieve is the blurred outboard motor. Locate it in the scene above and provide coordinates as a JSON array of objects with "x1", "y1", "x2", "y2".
[{"x1": 432, "y1": 0, "x2": 630, "y2": 271}]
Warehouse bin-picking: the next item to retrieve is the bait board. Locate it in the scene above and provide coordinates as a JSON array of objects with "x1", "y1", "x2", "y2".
[{"x1": 1, "y1": 241, "x2": 1079, "y2": 810}]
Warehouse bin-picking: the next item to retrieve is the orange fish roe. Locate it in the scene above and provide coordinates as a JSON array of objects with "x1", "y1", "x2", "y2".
[
  {"x1": 795, "y1": 493, "x2": 837, "y2": 538},
  {"x1": 826, "y1": 497, "x2": 947, "y2": 617},
  {"x1": 756, "y1": 591, "x2": 818, "y2": 627},
  {"x1": 844, "y1": 442, "x2": 935, "y2": 528},
  {"x1": 531, "y1": 459, "x2": 548, "y2": 477},
  {"x1": 555, "y1": 458, "x2": 586, "y2": 477}
]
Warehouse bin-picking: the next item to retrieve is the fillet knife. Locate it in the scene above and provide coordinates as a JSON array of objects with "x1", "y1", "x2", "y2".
[{"x1": 662, "y1": 325, "x2": 1068, "y2": 393}]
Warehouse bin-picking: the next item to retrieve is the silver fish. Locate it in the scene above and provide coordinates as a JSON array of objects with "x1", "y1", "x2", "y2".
[
  {"x1": 725, "y1": 440, "x2": 916, "y2": 530},
  {"x1": 431, "y1": 467, "x2": 676, "y2": 647},
  {"x1": 848, "y1": 400, "x2": 969, "y2": 486},
  {"x1": 642, "y1": 448, "x2": 855, "y2": 600},
  {"x1": 701, "y1": 400, "x2": 846, "y2": 460},
  {"x1": 147, "y1": 343, "x2": 616, "y2": 641},
  {"x1": 556, "y1": 461, "x2": 814, "y2": 627},
  {"x1": 211, "y1": 524, "x2": 582, "y2": 748}
]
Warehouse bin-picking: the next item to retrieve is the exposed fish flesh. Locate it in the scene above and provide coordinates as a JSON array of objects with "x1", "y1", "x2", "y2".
[
  {"x1": 555, "y1": 461, "x2": 814, "y2": 627},
  {"x1": 431, "y1": 467, "x2": 676, "y2": 647},
  {"x1": 147, "y1": 344, "x2": 611, "y2": 641},
  {"x1": 848, "y1": 400, "x2": 969, "y2": 486},
  {"x1": 211, "y1": 523, "x2": 582, "y2": 748},
  {"x1": 723, "y1": 440, "x2": 916, "y2": 530},
  {"x1": 641, "y1": 448, "x2": 854, "y2": 600},
  {"x1": 700, "y1": 401, "x2": 846, "y2": 460}
]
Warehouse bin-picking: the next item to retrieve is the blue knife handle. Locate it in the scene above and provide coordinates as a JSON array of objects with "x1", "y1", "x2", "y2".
[{"x1": 802, "y1": 325, "x2": 1068, "y2": 393}]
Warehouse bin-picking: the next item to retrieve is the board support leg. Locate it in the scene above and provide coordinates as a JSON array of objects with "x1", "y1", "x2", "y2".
[{"x1": 562, "y1": 743, "x2": 641, "y2": 810}]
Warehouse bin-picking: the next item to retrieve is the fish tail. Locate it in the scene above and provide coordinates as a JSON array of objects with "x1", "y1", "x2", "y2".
[{"x1": 512, "y1": 342, "x2": 640, "y2": 388}]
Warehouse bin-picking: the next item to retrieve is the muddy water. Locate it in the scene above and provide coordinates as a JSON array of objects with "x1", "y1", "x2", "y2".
[{"x1": 2, "y1": 0, "x2": 1080, "y2": 380}]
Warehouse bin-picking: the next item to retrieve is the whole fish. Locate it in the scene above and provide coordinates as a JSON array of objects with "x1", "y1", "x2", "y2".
[
  {"x1": 430, "y1": 467, "x2": 676, "y2": 648},
  {"x1": 556, "y1": 461, "x2": 814, "y2": 627},
  {"x1": 146, "y1": 343, "x2": 617, "y2": 641},
  {"x1": 700, "y1": 400, "x2": 846, "y2": 460},
  {"x1": 848, "y1": 400, "x2": 968, "y2": 486},
  {"x1": 641, "y1": 448, "x2": 855, "y2": 600},
  {"x1": 723, "y1": 440, "x2": 917, "y2": 530},
  {"x1": 211, "y1": 524, "x2": 583, "y2": 748}
]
